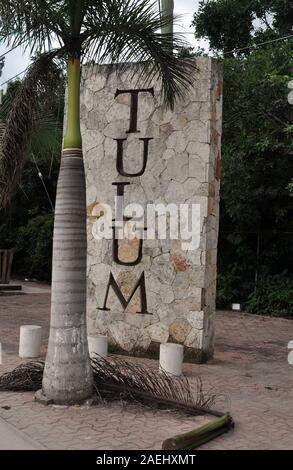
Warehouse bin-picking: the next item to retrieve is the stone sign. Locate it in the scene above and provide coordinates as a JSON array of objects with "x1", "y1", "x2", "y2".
[{"x1": 80, "y1": 58, "x2": 223, "y2": 362}]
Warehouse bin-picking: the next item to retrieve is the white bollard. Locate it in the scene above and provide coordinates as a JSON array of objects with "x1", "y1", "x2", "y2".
[
  {"x1": 232, "y1": 303, "x2": 241, "y2": 311},
  {"x1": 87, "y1": 335, "x2": 108, "y2": 360},
  {"x1": 159, "y1": 343, "x2": 184, "y2": 376},
  {"x1": 19, "y1": 325, "x2": 42, "y2": 358}
]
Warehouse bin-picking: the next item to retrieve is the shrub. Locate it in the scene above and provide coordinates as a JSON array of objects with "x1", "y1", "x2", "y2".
[
  {"x1": 14, "y1": 213, "x2": 54, "y2": 281},
  {"x1": 245, "y1": 274, "x2": 293, "y2": 317}
]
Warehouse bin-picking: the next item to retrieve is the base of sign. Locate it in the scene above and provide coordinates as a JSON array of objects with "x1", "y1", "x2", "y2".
[{"x1": 107, "y1": 341, "x2": 213, "y2": 364}]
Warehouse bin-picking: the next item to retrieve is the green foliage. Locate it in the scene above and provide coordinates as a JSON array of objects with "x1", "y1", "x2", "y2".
[
  {"x1": 288, "y1": 180, "x2": 293, "y2": 196},
  {"x1": 0, "y1": 154, "x2": 59, "y2": 281},
  {"x1": 0, "y1": 0, "x2": 195, "y2": 110},
  {"x1": 245, "y1": 275, "x2": 293, "y2": 317},
  {"x1": 217, "y1": 264, "x2": 248, "y2": 306},
  {"x1": 192, "y1": 0, "x2": 293, "y2": 55},
  {"x1": 0, "y1": 78, "x2": 63, "y2": 281},
  {"x1": 217, "y1": 43, "x2": 293, "y2": 315},
  {"x1": 14, "y1": 213, "x2": 54, "y2": 280},
  {"x1": 192, "y1": 0, "x2": 293, "y2": 316},
  {"x1": 0, "y1": 58, "x2": 64, "y2": 207},
  {"x1": 222, "y1": 42, "x2": 293, "y2": 229},
  {"x1": 193, "y1": 0, "x2": 254, "y2": 54}
]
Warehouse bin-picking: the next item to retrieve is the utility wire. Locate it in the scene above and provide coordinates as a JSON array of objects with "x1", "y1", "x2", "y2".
[
  {"x1": 0, "y1": 43, "x2": 23, "y2": 60},
  {"x1": 31, "y1": 154, "x2": 55, "y2": 213},
  {"x1": 2, "y1": 32, "x2": 291, "y2": 87},
  {"x1": 176, "y1": 31, "x2": 293, "y2": 55},
  {"x1": 223, "y1": 33, "x2": 293, "y2": 56},
  {"x1": 0, "y1": 67, "x2": 29, "y2": 86}
]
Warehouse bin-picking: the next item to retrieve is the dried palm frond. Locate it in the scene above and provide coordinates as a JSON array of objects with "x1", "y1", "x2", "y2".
[
  {"x1": 91, "y1": 355, "x2": 222, "y2": 417},
  {"x1": 0, "y1": 120, "x2": 5, "y2": 139},
  {"x1": 0, "y1": 361, "x2": 43, "y2": 391},
  {"x1": 0, "y1": 52, "x2": 62, "y2": 208},
  {"x1": 0, "y1": 357, "x2": 224, "y2": 418}
]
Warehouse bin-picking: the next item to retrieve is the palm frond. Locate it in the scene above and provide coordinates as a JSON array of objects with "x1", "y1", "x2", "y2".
[
  {"x1": 0, "y1": 361, "x2": 43, "y2": 391},
  {"x1": 0, "y1": 357, "x2": 224, "y2": 417},
  {"x1": 1, "y1": 0, "x2": 196, "y2": 107},
  {"x1": 0, "y1": 1, "x2": 66, "y2": 52},
  {"x1": 91, "y1": 355, "x2": 221, "y2": 416},
  {"x1": 0, "y1": 52, "x2": 62, "y2": 208},
  {"x1": 82, "y1": 0, "x2": 196, "y2": 108}
]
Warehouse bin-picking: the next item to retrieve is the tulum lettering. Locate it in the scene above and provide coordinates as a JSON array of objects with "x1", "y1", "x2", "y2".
[
  {"x1": 115, "y1": 137, "x2": 153, "y2": 177},
  {"x1": 112, "y1": 181, "x2": 131, "y2": 225},
  {"x1": 98, "y1": 89, "x2": 155, "y2": 314},
  {"x1": 112, "y1": 237, "x2": 144, "y2": 266},
  {"x1": 99, "y1": 272, "x2": 149, "y2": 314},
  {"x1": 114, "y1": 87, "x2": 154, "y2": 133},
  {"x1": 112, "y1": 182, "x2": 144, "y2": 266}
]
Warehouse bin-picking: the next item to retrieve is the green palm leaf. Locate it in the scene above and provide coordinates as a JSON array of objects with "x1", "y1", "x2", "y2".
[
  {"x1": 1, "y1": 1, "x2": 194, "y2": 106},
  {"x1": 82, "y1": 1, "x2": 195, "y2": 106},
  {"x1": 0, "y1": 53, "x2": 62, "y2": 207}
]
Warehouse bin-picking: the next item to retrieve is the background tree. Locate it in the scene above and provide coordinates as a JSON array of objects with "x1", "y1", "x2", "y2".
[
  {"x1": 0, "y1": 78, "x2": 64, "y2": 281},
  {"x1": 192, "y1": 0, "x2": 293, "y2": 315},
  {"x1": 192, "y1": 0, "x2": 293, "y2": 55},
  {"x1": 0, "y1": 0, "x2": 194, "y2": 404}
]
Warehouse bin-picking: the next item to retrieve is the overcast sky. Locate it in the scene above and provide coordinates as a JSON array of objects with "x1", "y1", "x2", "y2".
[{"x1": 0, "y1": 0, "x2": 206, "y2": 88}]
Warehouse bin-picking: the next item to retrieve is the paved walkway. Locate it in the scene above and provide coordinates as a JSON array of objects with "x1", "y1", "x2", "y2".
[
  {"x1": 0, "y1": 416, "x2": 45, "y2": 450},
  {"x1": 0, "y1": 292, "x2": 293, "y2": 450}
]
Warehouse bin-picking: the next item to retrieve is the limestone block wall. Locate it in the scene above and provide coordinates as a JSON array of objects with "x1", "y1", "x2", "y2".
[{"x1": 80, "y1": 58, "x2": 223, "y2": 362}]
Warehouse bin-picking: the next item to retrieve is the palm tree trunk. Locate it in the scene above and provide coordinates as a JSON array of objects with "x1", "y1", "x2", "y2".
[{"x1": 42, "y1": 57, "x2": 93, "y2": 404}]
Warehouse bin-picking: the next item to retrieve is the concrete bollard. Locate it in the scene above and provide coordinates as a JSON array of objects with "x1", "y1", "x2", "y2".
[
  {"x1": 159, "y1": 343, "x2": 184, "y2": 376},
  {"x1": 232, "y1": 303, "x2": 241, "y2": 311},
  {"x1": 19, "y1": 325, "x2": 42, "y2": 358},
  {"x1": 87, "y1": 335, "x2": 108, "y2": 360}
]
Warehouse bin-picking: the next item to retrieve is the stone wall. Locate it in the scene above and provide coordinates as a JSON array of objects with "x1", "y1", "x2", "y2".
[{"x1": 80, "y1": 58, "x2": 223, "y2": 362}]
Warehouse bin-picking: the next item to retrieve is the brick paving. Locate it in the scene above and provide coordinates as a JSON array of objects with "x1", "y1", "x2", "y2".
[{"x1": 0, "y1": 291, "x2": 293, "y2": 450}]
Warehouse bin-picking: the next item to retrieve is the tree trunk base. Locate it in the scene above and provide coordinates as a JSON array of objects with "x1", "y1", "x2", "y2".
[{"x1": 35, "y1": 389, "x2": 98, "y2": 407}]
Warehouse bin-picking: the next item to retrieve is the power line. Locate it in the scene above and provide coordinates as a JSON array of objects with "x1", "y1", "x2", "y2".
[
  {"x1": 0, "y1": 67, "x2": 29, "y2": 86},
  {"x1": 224, "y1": 33, "x2": 293, "y2": 56},
  {"x1": 31, "y1": 154, "x2": 55, "y2": 213},
  {"x1": 1, "y1": 31, "x2": 292, "y2": 88},
  {"x1": 177, "y1": 31, "x2": 293, "y2": 54},
  {"x1": 0, "y1": 43, "x2": 23, "y2": 61}
]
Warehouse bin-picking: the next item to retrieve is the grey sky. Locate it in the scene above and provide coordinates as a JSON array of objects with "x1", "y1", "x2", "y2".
[{"x1": 0, "y1": 0, "x2": 205, "y2": 88}]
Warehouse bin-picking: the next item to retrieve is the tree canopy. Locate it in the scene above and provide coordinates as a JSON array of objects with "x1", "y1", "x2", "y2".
[
  {"x1": 192, "y1": 0, "x2": 293, "y2": 55},
  {"x1": 0, "y1": 77, "x2": 64, "y2": 280},
  {"x1": 0, "y1": 0, "x2": 193, "y2": 106},
  {"x1": 193, "y1": 0, "x2": 293, "y2": 315}
]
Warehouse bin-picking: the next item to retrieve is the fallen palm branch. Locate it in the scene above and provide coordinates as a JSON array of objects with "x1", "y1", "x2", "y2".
[
  {"x1": 91, "y1": 356, "x2": 223, "y2": 417},
  {"x1": 0, "y1": 356, "x2": 226, "y2": 418},
  {"x1": 162, "y1": 414, "x2": 234, "y2": 450},
  {"x1": 0, "y1": 361, "x2": 43, "y2": 391}
]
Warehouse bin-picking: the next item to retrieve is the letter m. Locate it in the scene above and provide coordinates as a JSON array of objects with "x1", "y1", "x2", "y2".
[{"x1": 99, "y1": 272, "x2": 150, "y2": 314}]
